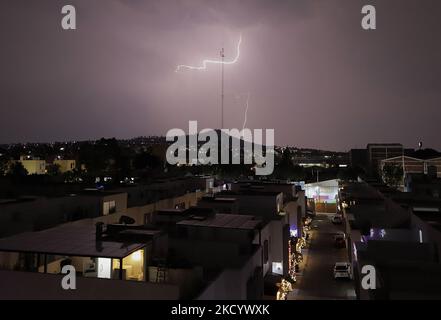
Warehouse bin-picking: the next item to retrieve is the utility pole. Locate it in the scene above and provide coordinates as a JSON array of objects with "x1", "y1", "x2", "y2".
[{"x1": 221, "y1": 47, "x2": 225, "y2": 129}]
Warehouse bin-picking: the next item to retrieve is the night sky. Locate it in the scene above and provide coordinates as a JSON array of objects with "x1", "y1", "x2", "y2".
[{"x1": 1, "y1": 0, "x2": 441, "y2": 151}]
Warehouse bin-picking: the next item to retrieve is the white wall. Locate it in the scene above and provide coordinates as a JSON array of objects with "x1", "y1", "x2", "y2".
[
  {"x1": 197, "y1": 247, "x2": 262, "y2": 300},
  {"x1": 0, "y1": 270, "x2": 180, "y2": 299}
]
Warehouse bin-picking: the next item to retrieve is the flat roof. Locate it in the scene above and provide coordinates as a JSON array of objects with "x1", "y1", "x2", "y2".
[
  {"x1": 156, "y1": 208, "x2": 186, "y2": 215},
  {"x1": 367, "y1": 143, "x2": 403, "y2": 148},
  {"x1": 0, "y1": 197, "x2": 39, "y2": 206},
  {"x1": 361, "y1": 228, "x2": 419, "y2": 242},
  {"x1": 118, "y1": 229, "x2": 162, "y2": 237},
  {"x1": 200, "y1": 197, "x2": 237, "y2": 203},
  {"x1": 234, "y1": 180, "x2": 295, "y2": 186},
  {"x1": 177, "y1": 213, "x2": 262, "y2": 230},
  {"x1": 80, "y1": 189, "x2": 127, "y2": 197},
  {"x1": 0, "y1": 225, "x2": 145, "y2": 259},
  {"x1": 220, "y1": 191, "x2": 282, "y2": 197},
  {"x1": 391, "y1": 193, "x2": 441, "y2": 204}
]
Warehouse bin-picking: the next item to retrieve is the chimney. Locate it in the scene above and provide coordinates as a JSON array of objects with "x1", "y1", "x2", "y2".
[{"x1": 96, "y1": 222, "x2": 105, "y2": 240}]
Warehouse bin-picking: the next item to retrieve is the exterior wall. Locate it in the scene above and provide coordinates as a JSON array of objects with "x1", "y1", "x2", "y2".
[
  {"x1": 197, "y1": 247, "x2": 262, "y2": 300},
  {"x1": 0, "y1": 252, "x2": 19, "y2": 270},
  {"x1": 53, "y1": 159, "x2": 76, "y2": 173},
  {"x1": 380, "y1": 157, "x2": 441, "y2": 177},
  {"x1": 368, "y1": 145, "x2": 403, "y2": 173},
  {"x1": 268, "y1": 219, "x2": 285, "y2": 275},
  {"x1": 410, "y1": 212, "x2": 441, "y2": 259},
  {"x1": 231, "y1": 183, "x2": 296, "y2": 201},
  {"x1": 179, "y1": 221, "x2": 255, "y2": 244},
  {"x1": 380, "y1": 156, "x2": 441, "y2": 190},
  {"x1": 305, "y1": 179, "x2": 339, "y2": 204},
  {"x1": 125, "y1": 191, "x2": 203, "y2": 224},
  {"x1": 101, "y1": 193, "x2": 127, "y2": 216},
  {"x1": 233, "y1": 194, "x2": 282, "y2": 220},
  {"x1": 0, "y1": 191, "x2": 202, "y2": 238},
  {"x1": 169, "y1": 240, "x2": 246, "y2": 268},
  {"x1": 196, "y1": 270, "x2": 231, "y2": 300},
  {"x1": 284, "y1": 201, "x2": 302, "y2": 237},
  {"x1": 380, "y1": 157, "x2": 424, "y2": 174},
  {"x1": 18, "y1": 160, "x2": 46, "y2": 175},
  {"x1": 220, "y1": 193, "x2": 286, "y2": 276},
  {"x1": 305, "y1": 179, "x2": 338, "y2": 213},
  {"x1": 0, "y1": 196, "x2": 100, "y2": 238},
  {"x1": 148, "y1": 266, "x2": 204, "y2": 298},
  {"x1": 253, "y1": 223, "x2": 272, "y2": 276},
  {"x1": 350, "y1": 149, "x2": 368, "y2": 170},
  {"x1": 296, "y1": 190, "x2": 306, "y2": 217},
  {"x1": 0, "y1": 270, "x2": 180, "y2": 299},
  {"x1": 197, "y1": 199, "x2": 239, "y2": 214},
  {"x1": 424, "y1": 157, "x2": 441, "y2": 178}
]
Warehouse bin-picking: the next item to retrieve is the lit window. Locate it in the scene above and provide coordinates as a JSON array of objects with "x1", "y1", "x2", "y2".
[{"x1": 103, "y1": 200, "x2": 116, "y2": 215}]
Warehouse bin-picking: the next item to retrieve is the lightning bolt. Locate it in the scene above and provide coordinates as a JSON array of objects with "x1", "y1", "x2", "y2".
[
  {"x1": 242, "y1": 92, "x2": 251, "y2": 131},
  {"x1": 175, "y1": 34, "x2": 242, "y2": 72}
]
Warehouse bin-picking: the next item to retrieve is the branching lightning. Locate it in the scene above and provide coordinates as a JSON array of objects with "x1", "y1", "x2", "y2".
[
  {"x1": 175, "y1": 35, "x2": 242, "y2": 72},
  {"x1": 234, "y1": 92, "x2": 252, "y2": 130},
  {"x1": 242, "y1": 92, "x2": 251, "y2": 131}
]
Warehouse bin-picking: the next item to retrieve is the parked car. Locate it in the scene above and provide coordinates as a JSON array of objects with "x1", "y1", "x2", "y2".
[
  {"x1": 333, "y1": 262, "x2": 352, "y2": 280},
  {"x1": 334, "y1": 233, "x2": 346, "y2": 248},
  {"x1": 331, "y1": 215, "x2": 343, "y2": 224}
]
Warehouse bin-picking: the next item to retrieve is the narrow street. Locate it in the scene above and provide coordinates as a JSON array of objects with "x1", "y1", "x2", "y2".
[{"x1": 288, "y1": 213, "x2": 356, "y2": 300}]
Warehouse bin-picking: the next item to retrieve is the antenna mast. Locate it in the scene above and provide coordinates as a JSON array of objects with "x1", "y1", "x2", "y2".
[{"x1": 221, "y1": 47, "x2": 225, "y2": 129}]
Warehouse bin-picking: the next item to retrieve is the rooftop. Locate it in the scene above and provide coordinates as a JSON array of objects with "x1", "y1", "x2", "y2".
[
  {"x1": 361, "y1": 228, "x2": 420, "y2": 243},
  {"x1": 199, "y1": 196, "x2": 237, "y2": 203},
  {"x1": 367, "y1": 143, "x2": 403, "y2": 148},
  {"x1": 156, "y1": 208, "x2": 187, "y2": 215},
  {"x1": 177, "y1": 213, "x2": 262, "y2": 230},
  {"x1": 0, "y1": 225, "x2": 145, "y2": 259},
  {"x1": 219, "y1": 190, "x2": 282, "y2": 197},
  {"x1": 234, "y1": 180, "x2": 295, "y2": 186}
]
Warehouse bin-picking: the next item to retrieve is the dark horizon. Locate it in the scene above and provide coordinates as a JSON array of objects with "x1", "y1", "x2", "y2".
[
  {"x1": 1, "y1": 0, "x2": 441, "y2": 151},
  {"x1": 1, "y1": 134, "x2": 433, "y2": 154}
]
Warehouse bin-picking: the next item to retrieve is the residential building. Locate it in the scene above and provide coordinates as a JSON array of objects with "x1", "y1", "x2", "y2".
[
  {"x1": 339, "y1": 180, "x2": 441, "y2": 299},
  {"x1": 53, "y1": 159, "x2": 76, "y2": 173},
  {"x1": 17, "y1": 156, "x2": 46, "y2": 175},
  {"x1": 0, "y1": 223, "x2": 205, "y2": 299},
  {"x1": 172, "y1": 212, "x2": 266, "y2": 299},
  {"x1": 305, "y1": 179, "x2": 339, "y2": 213},
  {"x1": 0, "y1": 190, "x2": 128, "y2": 238},
  {"x1": 379, "y1": 156, "x2": 441, "y2": 191},
  {"x1": 212, "y1": 187, "x2": 300, "y2": 293},
  {"x1": 367, "y1": 143, "x2": 404, "y2": 173},
  {"x1": 350, "y1": 148, "x2": 368, "y2": 172}
]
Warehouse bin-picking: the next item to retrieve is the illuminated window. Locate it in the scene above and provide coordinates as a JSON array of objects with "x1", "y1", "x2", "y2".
[
  {"x1": 272, "y1": 262, "x2": 283, "y2": 275},
  {"x1": 112, "y1": 250, "x2": 145, "y2": 281},
  {"x1": 97, "y1": 258, "x2": 112, "y2": 279},
  {"x1": 103, "y1": 200, "x2": 116, "y2": 215}
]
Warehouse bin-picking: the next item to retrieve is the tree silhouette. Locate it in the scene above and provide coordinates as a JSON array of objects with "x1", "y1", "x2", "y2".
[
  {"x1": 382, "y1": 163, "x2": 403, "y2": 189},
  {"x1": 9, "y1": 162, "x2": 28, "y2": 178},
  {"x1": 47, "y1": 164, "x2": 61, "y2": 176},
  {"x1": 0, "y1": 157, "x2": 8, "y2": 176}
]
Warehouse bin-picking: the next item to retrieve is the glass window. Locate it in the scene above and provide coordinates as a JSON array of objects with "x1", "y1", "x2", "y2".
[
  {"x1": 103, "y1": 200, "x2": 116, "y2": 215},
  {"x1": 111, "y1": 250, "x2": 145, "y2": 281}
]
